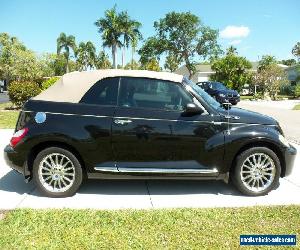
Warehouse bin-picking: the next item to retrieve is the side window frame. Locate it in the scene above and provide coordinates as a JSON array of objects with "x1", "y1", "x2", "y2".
[
  {"x1": 118, "y1": 77, "x2": 197, "y2": 113},
  {"x1": 79, "y1": 77, "x2": 120, "y2": 106}
]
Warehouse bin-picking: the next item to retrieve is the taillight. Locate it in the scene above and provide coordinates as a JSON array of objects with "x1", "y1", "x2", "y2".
[{"x1": 10, "y1": 128, "x2": 29, "y2": 147}]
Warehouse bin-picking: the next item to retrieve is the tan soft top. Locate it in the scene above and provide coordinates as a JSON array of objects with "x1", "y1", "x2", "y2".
[{"x1": 33, "y1": 69, "x2": 184, "y2": 103}]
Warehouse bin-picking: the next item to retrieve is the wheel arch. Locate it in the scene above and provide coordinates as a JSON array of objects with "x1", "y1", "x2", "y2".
[
  {"x1": 27, "y1": 141, "x2": 87, "y2": 177},
  {"x1": 230, "y1": 140, "x2": 286, "y2": 177}
]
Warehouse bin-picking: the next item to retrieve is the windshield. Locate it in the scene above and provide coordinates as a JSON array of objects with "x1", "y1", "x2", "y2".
[
  {"x1": 184, "y1": 78, "x2": 221, "y2": 110},
  {"x1": 212, "y1": 82, "x2": 227, "y2": 91}
]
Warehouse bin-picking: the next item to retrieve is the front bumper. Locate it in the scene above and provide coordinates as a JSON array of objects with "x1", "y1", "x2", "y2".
[
  {"x1": 217, "y1": 96, "x2": 240, "y2": 104},
  {"x1": 4, "y1": 144, "x2": 30, "y2": 176},
  {"x1": 284, "y1": 144, "x2": 297, "y2": 176}
]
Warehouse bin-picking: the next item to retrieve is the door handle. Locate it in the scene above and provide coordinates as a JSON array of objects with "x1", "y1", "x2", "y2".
[{"x1": 114, "y1": 119, "x2": 132, "y2": 125}]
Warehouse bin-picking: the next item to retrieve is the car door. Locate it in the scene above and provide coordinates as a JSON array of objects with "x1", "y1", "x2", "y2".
[{"x1": 112, "y1": 77, "x2": 225, "y2": 174}]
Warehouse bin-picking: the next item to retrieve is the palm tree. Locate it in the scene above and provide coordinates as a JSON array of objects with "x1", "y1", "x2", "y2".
[
  {"x1": 76, "y1": 41, "x2": 96, "y2": 71},
  {"x1": 57, "y1": 32, "x2": 76, "y2": 73},
  {"x1": 95, "y1": 6, "x2": 123, "y2": 69},
  {"x1": 227, "y1": 46, "x2": 237, "y2": 55},
  {"x1": 119, "y1": 11, "x2": 142, "y2": 68}
]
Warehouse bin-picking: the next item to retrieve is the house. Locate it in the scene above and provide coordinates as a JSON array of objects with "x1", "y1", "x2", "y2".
[
  {"x1": 175, "y1": 62, "x2": 296, "y2": 84},
  {"x1": 175, "y1": 64, "x2": 214, "y2": 82}
]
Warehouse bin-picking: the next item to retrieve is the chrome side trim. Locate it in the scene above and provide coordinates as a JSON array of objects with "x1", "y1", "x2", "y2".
[
  {"x1": 23, "y1": 110, "x2": 277, "y2": 126},
  {"x1": 23, "y1": 110, "x2": 111, "y2": 119},
  {"x1": 94, "y1": 166, "x2": 118, "y2": 172},
  {"x1": 118, "y1": 167, "x2": 219, "y2": 174}
]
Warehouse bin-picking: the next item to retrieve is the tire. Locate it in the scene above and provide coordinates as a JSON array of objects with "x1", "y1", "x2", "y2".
[
  {"x1": 33, "y1": 147, "x2": 83, "y2": 198},
  {"x1": 231, "y1": 147, "x2": 281, "y2": 196}
]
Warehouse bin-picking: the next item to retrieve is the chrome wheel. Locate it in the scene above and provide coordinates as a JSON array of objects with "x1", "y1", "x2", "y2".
[
  {"x1": 38, "y1": 153, "x2": 75, "y2": 193},
  {"x1": 240, "y1": 153, "x2": 276, "y2": 192}
]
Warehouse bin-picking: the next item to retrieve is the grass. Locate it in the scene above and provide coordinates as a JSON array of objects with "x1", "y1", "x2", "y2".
[
  {"x1": 0, "y1": 206, "x2": 299, "y2": 249},
  {"x1": 0, "y1": 102, "x2": 19, "y2": 129},
  {"x1": 293, "y1": 104, "x2": 300, "y2": 110}
]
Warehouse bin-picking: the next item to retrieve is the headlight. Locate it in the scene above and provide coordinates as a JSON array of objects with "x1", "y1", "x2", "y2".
[
  {"x1": 219, "y1": 93, "x2": 226, "y2": 97},
  {"x1": 278, "y1": 134, "x2": 290, "y2": 147},
  {"x1": 237, "y1": 94, "x2": 240, "y2": 97}
]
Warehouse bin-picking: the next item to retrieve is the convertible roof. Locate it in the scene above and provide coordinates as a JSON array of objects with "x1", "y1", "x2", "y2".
[{"x1": 33, "y1": 69, "x2": 184, "y2": 103}]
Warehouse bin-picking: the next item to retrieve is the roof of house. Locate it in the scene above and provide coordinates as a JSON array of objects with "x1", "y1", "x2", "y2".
[{"x1": 33, "y1": 69, "x2": 184, "y2": 103}]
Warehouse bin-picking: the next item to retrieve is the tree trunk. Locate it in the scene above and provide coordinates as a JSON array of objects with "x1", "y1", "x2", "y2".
[
  {"x1": 112, "y1": 44, "x2": 117, "y2": 69},
  {"x1": 66, "y1": 57, "x2": 70, "y2": 73},
  {"x1": 122, "y1": 46, "x2": 125, "y2": 68},
  {"x1": 131, "y1": 46, "x2": 135, "y2": 70}
]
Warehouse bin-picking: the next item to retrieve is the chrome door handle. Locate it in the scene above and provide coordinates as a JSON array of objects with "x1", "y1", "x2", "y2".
[{"x1": 114, "y1": 119, "x2": 132, "y2": 125}]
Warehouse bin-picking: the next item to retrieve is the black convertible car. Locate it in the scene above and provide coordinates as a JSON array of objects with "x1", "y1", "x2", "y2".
[{"x1": 4, "y1": 70, "x2": 296, "y2": 197}]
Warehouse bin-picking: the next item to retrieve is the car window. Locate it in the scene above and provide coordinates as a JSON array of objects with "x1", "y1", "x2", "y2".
[
  {"x1": 80, "y1": 77, "x2": 119, "y2": 106},
  {"x1": 212, "y1": 82, "x2": 227, "y2": 91},
  {"x1": 119, "y1": 77, "x2": 193, "y2": 111}
]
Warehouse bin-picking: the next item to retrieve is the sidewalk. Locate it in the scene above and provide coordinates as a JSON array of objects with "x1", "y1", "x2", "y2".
[{"x1": 0, "y1": 129, "x2": 299, "y2": 210}]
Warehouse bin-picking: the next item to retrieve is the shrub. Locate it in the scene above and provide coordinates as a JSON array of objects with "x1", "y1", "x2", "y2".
[
  {"x1": 294, "y1": 84, "x2": 300, "y2": 98},
  {"x1": 41, "y1": 76, "x2": 60, "y2": 90},
  {"x1": 280, "y1": 84, "x2": 295, "y2": 96},
  {"x1": 8, "y1": 81, "x2": 41, "y2": 108}
]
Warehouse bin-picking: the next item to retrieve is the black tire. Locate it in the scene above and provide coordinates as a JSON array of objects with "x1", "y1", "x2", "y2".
[
  {"x1": 33, "y1": 147, "x2": 83, "y2": 198},
  {"x1": 231, "y1": 147, "x2": 281, "y2": 196}
]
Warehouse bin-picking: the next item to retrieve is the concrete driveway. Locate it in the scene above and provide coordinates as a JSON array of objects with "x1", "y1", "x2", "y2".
[
  {"x1": 0, "y1": 129, "x2": 299, "y2": 210},
  {"x1": 237, "y1": 100, "x2": 300, "y2": 144}
]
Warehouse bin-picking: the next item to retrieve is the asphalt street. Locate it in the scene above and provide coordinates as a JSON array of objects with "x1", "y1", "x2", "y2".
[{"x1": 0, "y1": 93, "x2": 9, "y2": 104}]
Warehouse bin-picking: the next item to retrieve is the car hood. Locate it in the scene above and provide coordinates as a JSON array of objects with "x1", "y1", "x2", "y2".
[{"x1": 218, "y1": 107, "x2": 277, "y2": 125}]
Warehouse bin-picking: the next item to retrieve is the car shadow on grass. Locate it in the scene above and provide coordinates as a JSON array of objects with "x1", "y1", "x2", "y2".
[{"x1": 0, "y1": 170, "x2": 242, "y2": 197}]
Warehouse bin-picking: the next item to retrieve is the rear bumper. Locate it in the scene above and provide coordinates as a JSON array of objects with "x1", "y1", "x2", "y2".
[
  {"x1": 3, "y1": 145, "x2": 30, "y2": 177},
  {"x1": 284, "y1": 144, "x2": 297, "y2": 176}
]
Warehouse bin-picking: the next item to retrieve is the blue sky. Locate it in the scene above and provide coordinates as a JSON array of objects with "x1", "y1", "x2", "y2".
[{"x1": 1, "y1": 0, "x2": 299, "y2": 66}]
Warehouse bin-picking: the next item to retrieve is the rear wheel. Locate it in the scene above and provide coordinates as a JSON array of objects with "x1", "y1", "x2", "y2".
[
  {"x1": 33, "y1": 147, "x2": 83, "y2": 197},
  {"x1": 231, "y1": 147, "x2": 281, "y2": 196}
]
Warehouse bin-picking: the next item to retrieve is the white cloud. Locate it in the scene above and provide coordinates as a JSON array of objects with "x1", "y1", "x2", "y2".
[
  {"x1": 220, "y1": 26, "x2": 250, "y2": 39},
  {"x1": 228, "y1": 39, "x2": 242, "y2": 45}
]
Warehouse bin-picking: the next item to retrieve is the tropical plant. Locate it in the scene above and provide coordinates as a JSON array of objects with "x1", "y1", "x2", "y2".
[
  {"x1": 95, "y1": 6, "x2": 123, "y2": 69},
  {"x1": 8, "y1": 81, "x2": 41, "y2": 107},
  {"x1": 124, "y1": 59, "x2": 140, "y2": 70},
  {"x1": 292, "y1": 42, "x2": 300, "y2": 61},
  {"x1": 119, "y1": 11, "x2": 142, "y2": 67},
  {"x1": 258, "y1": 55, "x2": 277, "y2": 71},
  {"x1": 41, "y1": 76, "x2": 60, "y2": 90},
  {"x1": 164, "y1": 53, "x2": 181, "y2": 72},
  {"x1": 76, "y1": 41, "x2": 96, "y2": 71},
  {"x1": 95, "y1": 51, "x2": 112, "y2": 69},
  {"x1": 294, "y1": 84, "x2": 300, "y2": 98},
  {"x1": 210, "y1": 48, "x2": 252, "y2": 91},
  {"x1": 141, "y1": 58, "x2": 160, "y2": 71},
  {"x1": 56, "y1": 32, "x2": 76, "y2": 73},
  {"x1": 138, "y1": 12, "x2": 221, "y2": 78},
  {"x1": 254, "y1": 64, "x2": 288, "y2": 100}
]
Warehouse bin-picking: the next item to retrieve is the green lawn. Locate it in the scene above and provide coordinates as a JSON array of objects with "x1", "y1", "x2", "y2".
[
  {"x1": 293, "y1": 104, "x2": 300, "y2": 110},
  {"x1": 0, "y1": 206, "x2": 299, "y2": 249},
  {"x1": 0, "y1": 102, "x2": 19, "y2": 129}
]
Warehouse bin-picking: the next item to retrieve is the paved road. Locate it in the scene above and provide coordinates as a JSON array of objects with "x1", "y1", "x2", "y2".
[
  {"x1": 0, "y1": 129, "x2": 299, "y2": 210},
  {"x1": 0, "y1": 93, "x2": 9, "y2": 103},
  {"x1": 237, "y1": 100, "x2": 300, "y2": 144}
]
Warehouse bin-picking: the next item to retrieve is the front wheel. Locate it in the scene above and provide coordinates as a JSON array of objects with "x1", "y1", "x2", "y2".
[
  {"x1": 231, "y1": 147, "x2": 281, "y2": 196},
  {"x1": 33, "y1": 147, "x2": 83, "y2": 197}
]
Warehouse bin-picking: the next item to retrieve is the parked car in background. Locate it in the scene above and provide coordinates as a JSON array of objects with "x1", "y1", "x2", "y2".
[
  {"x1": 4, "y1": 70, "x2": 296, "y2": 197},
  {"x1": 197, "y1": 81, "x2": 240, "y2": 105},
  {"x1": 0, "y1": 80, "x2": 4, "y2": 93}
]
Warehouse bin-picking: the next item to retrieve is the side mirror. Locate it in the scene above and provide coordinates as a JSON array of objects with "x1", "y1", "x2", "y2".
[
  {"x1": 184, "y1": 103, "x2": 204, "y2": 114},
  {"x1": 222, "y1": 102, "x2": 232, "y2": 110}
]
